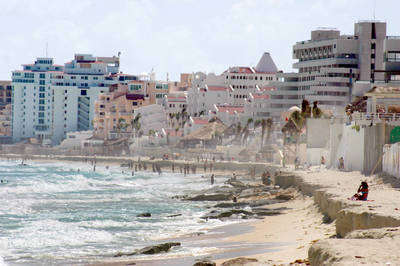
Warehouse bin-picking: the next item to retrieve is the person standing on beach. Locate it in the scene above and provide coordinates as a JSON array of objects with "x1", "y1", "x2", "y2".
[
  {"x1": 210, "y1": 174, "x2": 215, "y2": 185},
  {"x1": 338, "y1": 157, "x2": 344, "y2": 170},
  {"x1": 203, "y1": 162, "x2": 207, "y2": 173},
  {"x1": 320, "y1": 156, "x2": 325, "y2": 170}
]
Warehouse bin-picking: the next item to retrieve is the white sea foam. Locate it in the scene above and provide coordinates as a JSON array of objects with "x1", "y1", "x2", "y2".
[{"x1": 0, "y1": 160, "x2": 238, "y2": 264}]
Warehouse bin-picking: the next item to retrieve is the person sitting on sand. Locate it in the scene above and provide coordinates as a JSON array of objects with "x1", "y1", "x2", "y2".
[{"x1": 351, "y1": 181, "x2": 369, "y2": 201}]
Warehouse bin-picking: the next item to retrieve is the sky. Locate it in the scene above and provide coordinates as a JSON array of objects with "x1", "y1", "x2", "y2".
[{"x1": 0, "y1": 0, "x2": 398, "y2": 81}]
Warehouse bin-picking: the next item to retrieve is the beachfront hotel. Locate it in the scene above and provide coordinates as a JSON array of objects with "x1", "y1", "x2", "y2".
[
  {"x1": 187, "y1": 52, "x2": 279, "y2": 116},
  {"x1": 11, "y1": 54, "x2": 139, "y2": 145},
  {"x1": 272, "y1": 20, "x2": 400, "y2": 116}
]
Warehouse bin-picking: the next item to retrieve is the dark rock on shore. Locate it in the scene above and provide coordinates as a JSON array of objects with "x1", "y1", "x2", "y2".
[
  {"x1": 167, "y1": 214, "x2": 182, "y2": 218},
  {"x1": 137, "y1": 212, "x2": 151, "y2": 217},
  {"x1": 201, "y1": 209, "x2": 251, "y2": 220},
  {"x1": 275, "y1": 194, "x2": 294, "y2": 200},
  {"x1": 213, "y1": 202, "x2": 248, "y2": 208},
  {"x1": 225, "y1": 179, "x2": 247, "y2": 189},
  {"x1": 186, "y1": 193, "x2": 233, "y2": 201},
  {"x1": 221, "y1": 257, "x2": 258, "y2": 266},
  {"x1": 114, "y1": 242, "x2": 181, "y2": 257},
  {"x1": 202, "y1": 207, "x2": 283, "y2": 220},
  {"x1": 193, "y1": 259, "x2": 216, "y2": 266}
]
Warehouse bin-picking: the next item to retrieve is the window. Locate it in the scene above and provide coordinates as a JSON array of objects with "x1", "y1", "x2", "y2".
[
  {"x1": 130, "y1": 84, "x2": 142, "y2": 91},
  {"x1": 24, "y1": 73, "x2": 34, "y2": 78},
  {"x1": 39, "y1": 73, "x2": 45, "y2": 79},
  {"x1": 39, "y1": 99, "x2": 45, "y2": 104},
  {"x1": 81, "y1": 90, "x2": 87, "y2": 96},
  {"x1": 38, "y1": 112, "x2": 44, "y2": 118},
  {"x1": 39, "y1": 106, "x2": 45, "y2": 111},
  {"x1": 39, "y1": 86, "x2": 45, "y2": 92},
  {"x1": 39, "y1": 80, "x2": 45, "y2": 85},
  {"x1": 39, "y1": 93, "x2": 45, "y2": 98}
]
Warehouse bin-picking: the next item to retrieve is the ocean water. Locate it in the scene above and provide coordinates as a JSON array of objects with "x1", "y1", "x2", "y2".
[{"x1": 0, "y1": 160, "x2": 235, "y2": 265}]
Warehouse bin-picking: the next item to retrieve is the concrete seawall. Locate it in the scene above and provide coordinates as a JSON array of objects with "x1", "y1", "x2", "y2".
[{"x1": 275, "y1": 171, "x2": 400, "y2": 265}]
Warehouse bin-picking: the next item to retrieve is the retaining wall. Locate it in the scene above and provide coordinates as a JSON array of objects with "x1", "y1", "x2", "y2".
[{"x1": 275, "y1": 172, "x2": 400, "y2": 237}]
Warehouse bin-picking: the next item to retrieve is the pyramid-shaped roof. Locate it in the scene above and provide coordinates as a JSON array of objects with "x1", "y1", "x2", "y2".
[{"x1": 254, "y1": 52, "x2": 278, "y2": 73}]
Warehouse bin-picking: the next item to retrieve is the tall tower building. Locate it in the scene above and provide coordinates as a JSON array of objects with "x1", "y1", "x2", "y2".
[
  {"x1": 11, "y1": 54, "x2": 132, "y2": 144},
  {"x1": 273, "y1": 20, "x2": 395, "y2": 116}
]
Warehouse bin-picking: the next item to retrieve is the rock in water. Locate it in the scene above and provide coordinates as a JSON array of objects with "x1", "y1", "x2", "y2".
[
  {"x1": 114, "y1": 242, "x2": 181, "y2": 257},
  {"x1": 221, "y1": 257, "x2": 258, "y2": 266},
  {"x1": 138, "y1": 242, "x2": 180, "y2": 255},
  {"x1": 167, "y1": 214, "x2": 182, "y2": 218},
  {"x1": 137, "y1": 212, "x2": 151, "y2": 217},
  {"x1": 185, "y1": 193, "x2": 233, "y2": 201},
  {"x1": 193, "y1": 259, "x2": 216, "y2": 266},
  {"x1": 275, "y1": 194, "x2": 294, "y2": 200}
]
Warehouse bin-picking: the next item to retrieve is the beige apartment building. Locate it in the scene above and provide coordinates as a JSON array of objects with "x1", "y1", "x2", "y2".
[
  {"x1": 0, "y1": 81, "x2": 12, "y2": 140},
  {"x1": 93, "y1": 83, "x2": 148, "y2": 140},
  {"x1": 272, "y1": 20, "x2": 400, "y2": 118}
]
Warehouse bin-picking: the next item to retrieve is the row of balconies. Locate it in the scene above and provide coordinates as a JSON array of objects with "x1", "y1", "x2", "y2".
[{"x1": 293, "y1": 58, "x2": 358, "y2": 69}]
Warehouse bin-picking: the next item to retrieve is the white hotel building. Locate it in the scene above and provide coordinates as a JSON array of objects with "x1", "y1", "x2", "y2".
[
  {"x1": 187, "y1": 52, "x2": 279, "y2": 117},
  {"x1": 11, "y1": 54, "x2": 132, "y2": 145}
]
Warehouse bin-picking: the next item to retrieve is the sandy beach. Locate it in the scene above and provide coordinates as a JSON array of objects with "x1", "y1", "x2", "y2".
[
  {"x1": 214, "y1": 195, "x2": 336, "y2": 265},
  {"x1": 4, "y1": 154, "x2": 400, "y2": 265}
]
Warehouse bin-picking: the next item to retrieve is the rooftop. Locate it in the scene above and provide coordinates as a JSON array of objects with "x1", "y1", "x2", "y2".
[
  {"x1": 191, "y1": 117, "x2": 209, "y2": 125},
  {"x1": 254, "y1": 52, "x2": 278, "y2": 73},
  {"x1": 216, "y1": 105, "x2": 244, "y2": 114}
]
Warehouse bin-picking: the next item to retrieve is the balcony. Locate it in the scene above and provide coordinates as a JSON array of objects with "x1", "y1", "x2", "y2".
[
  {"x1": 320, "y1": 67, "x2": 359, "y2": 74},
  {"x1": 306, "y1": 94, "x2": 348, "y2": 102},
  {"x1": 311, "y1": 85, "x2": 350, "y2": 93},
  {"x1": 269, "y1": 98, "x2": 301, "y2": 104},
  {"x1": 293, "y1": 58, "x2": 358, "y2": 69},
  {"x1": 315, "y1": 76, "x2": 351, "y2": 83}
]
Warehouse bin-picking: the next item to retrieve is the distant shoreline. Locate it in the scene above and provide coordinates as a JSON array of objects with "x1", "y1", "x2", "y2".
[{"x1": 0, "y1": 153, "x2": 272, "y2": 177}]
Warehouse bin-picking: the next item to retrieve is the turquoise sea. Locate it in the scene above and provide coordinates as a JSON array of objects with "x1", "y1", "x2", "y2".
[{"x1": 0, "y1": 160, "x2": 236, "y2": 265}]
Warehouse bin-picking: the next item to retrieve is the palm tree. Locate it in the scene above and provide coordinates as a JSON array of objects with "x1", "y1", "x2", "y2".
[
  {"x1": 265, "y1": 118, "x2": 273, "y2": 144},
  {"x1": 261, "y1": 119, "x2": 267, "y2": 147},
  {"x1": 253, "y1": 119, "x2": 261, "y2": 131},
  {"x1": 131, "y1": 114, "x2": 142, "y2": 138},
  {"x1": 301, "y1": 99, "x2": 311, "y2": 119},
  {"x1": 233, "y1": 122, "x2": 242, "y2": 143},
  {"x1": 116, "y1": 118, "x2": 128, "y2": 138},
  {"x1": 241, "y1": 118, "x2": 253, "y2": 145},
  {"x1": 312, "y1": 101, "x2": 322, "y2": 118}
]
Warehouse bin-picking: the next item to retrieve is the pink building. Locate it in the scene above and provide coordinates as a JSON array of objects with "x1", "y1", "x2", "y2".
[{"x1": 93, "y1": 84, "x2": 149, "y2": 140}]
